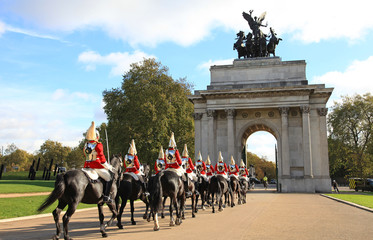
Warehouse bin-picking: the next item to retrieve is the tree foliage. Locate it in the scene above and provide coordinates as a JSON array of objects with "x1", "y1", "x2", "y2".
[
  {"x1": 328, "y1": 93, "x2": 373, "y2": 179},
  {"x1": 36, "y1": 140, "x2": 71, "y2": 169},
  {"x1": 246, "y1": 151, "x2": 276, "y2": 180},
  {"x1": 103, "y1": 58, "x2": 194, "y2": 165},
  {"x1": 0, "y1": 147, "x2": 33, "y2": 171}
]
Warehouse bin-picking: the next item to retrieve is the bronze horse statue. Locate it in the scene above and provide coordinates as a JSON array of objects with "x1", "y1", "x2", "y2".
[
  {"x1": 267, "y1": 27, "x2": 282, "y2": 57},
  {"x1": 233, "y1": 31, "x2": 247, "y2": 59},
  {"x1": 38, "y1": 155, "x2": 122, "y2": 240}
]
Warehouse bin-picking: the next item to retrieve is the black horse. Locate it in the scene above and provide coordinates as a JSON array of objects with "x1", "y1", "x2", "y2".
[
  {"x1": 239, "y1": 177, "x2": 249, "y2": 204},
  {"x1": 233, "y1": 31, "x2": 247, "y2": 59},
  {"x1": 148, "y1": 170, "x2": 185, "y2": 231},
  {"x1": 38, "y1": 155, "x2": 122, "y2": 240},
  {"x1": 115, "y1": 164, "x2": 150, "y2": 229},
  {"x1": 208, "y1": 175, "x2": 233, "y2": 213},
  {"x1": 195, "y1": 173, "x2": 209, "y2": 211},
  {"x1": 229, "y1": 175, "x2": 241, "y2": 206},
  {"x1": 267, "y1": 27, "x2": 282, "y2": 57}
]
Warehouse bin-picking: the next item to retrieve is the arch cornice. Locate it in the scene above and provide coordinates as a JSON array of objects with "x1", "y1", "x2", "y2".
[{"x1": 237, "y1": 118, "x2": 280, "y2": 145}]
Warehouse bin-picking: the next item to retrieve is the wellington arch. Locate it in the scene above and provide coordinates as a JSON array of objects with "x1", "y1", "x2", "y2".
[{"x1": 188, "y1": 58, "x2": 333, "y2": 193}]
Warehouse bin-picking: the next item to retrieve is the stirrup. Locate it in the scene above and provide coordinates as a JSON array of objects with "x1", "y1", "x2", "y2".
[{"x1": 185, "y1": 191, "x2": 193, "y2": 197}]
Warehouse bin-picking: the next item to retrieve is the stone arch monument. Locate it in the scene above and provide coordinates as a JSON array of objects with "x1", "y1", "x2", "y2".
[{"x1": 188, "y1": 57, "x2": 333, "y2": 192}]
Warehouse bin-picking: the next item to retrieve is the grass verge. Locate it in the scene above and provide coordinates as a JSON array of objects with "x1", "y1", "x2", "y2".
[
  {"x1": 325, "y1": 193, "x2": 373, "y2": 209},
  {"x1": 0, "y1": 195, "x2": 94, "y2": 219},
  {"x1": 0, "y1": 180, "x2": 55, "y2": 194}
]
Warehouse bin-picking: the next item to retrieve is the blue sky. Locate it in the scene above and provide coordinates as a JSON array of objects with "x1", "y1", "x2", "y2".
[{"x1": 1, "y1": 0, "x2": 373, "y2": 162}]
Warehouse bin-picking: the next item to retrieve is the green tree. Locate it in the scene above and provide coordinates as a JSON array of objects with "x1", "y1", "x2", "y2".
[
  {"x1": 103, "y1": 58, "x2": 194, "y2": 165},
  {"x1": 36, "y1": 140, "x2": 71, "y2": 170},
  {"x1": 1, "y1": 148, "x2": 34, "y2": 171},
  {"x1": 246, "y1": 151, "x2": 276, "y2": 180},
  {"x1": 328, "y1": 93, "x2": 373, "y2": 179}
]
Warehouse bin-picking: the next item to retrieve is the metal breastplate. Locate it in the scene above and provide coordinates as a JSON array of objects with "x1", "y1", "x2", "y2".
[
  {"x1": 84, "y1": 142, "x2": 97, "y2": 161},
  {"x1": 239, "y1": 167, "x2": 245, "y2": 175},
  {"x1": 217, "y1": 162, "x2": 224, "y2": 172},
  {"x1": 181, "y1": 158, "x2": 188, "y2": 170},
  {"x1": 166, "y1": 149, "x2": 177, "y2": 164},
  {"x1": 206, "y1": 164, "x2": 211, "y2": 173},
  {"x1": 229, "y1": 164, "x2": 236, "y2": 172},
  {"x1": 125, "y1": 155, "x2": 135, "y2": 168},
  {"x1": 156, "y1": 159, "x2": 165, "y2": 170}
]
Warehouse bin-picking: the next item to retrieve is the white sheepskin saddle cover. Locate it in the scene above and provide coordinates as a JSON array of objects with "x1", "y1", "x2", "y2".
[
  {"x1": 124, "y1": 172, "x2": 139, "y2": 181},
  {"x1": 81, "y1": 168, "x2": 99, "y2": 180},
  {"x1": 165, "y1": 167, "x2": 184, "y2": 177}
]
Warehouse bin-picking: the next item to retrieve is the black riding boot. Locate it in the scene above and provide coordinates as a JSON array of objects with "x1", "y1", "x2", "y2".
[
  {"x1": 183, "y1": 173, "x2": 192, "y2": 198},
  {"x1": 103, "y1": 179, "x2": 114, "y2": 204},
  {"x1": 194, "y1": 181, "x2": 200, "y2": 196}
]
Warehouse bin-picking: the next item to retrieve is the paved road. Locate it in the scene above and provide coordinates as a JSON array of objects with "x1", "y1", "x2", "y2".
[{"x1": 0, "y1": 190, "x2": 372, "y2": 240}]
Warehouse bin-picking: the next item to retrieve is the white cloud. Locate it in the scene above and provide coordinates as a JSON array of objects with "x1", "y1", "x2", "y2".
[
  {"x1": 0, "y1": 85, "x2": 104, "y2": 153},
  {"x1": 0, "y1": 21, "x2": 5, "y2": 37},
  {"x1": 313, "y1": 56, "x2": 373, "y2": 105},
  {"x1": 198, "y1": 58, "x2": 234, "y2": 72},
  {"x1": 78, "y1": 50, "x2": 156, "y2": 76},
  {"x1": 5, "y1": 0, "x2": 373, "y2": 47}
]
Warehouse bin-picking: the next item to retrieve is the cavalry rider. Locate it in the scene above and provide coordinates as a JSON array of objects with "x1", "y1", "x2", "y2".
[
  {"x1": 228, "y1": 156, "x2": 240, "y2": 180},
  {"x1": 154, "y1": 146, "x2": 165, "y2": 175},
  {"x1": 164, "y1": 132, "x2": 193, "y2": 197},
  {"x1": 205, "y1": 155, "x2": 215, "y2": 180},
  {"x1": 123, "y1": 139, "x2": 149, "y2": 197},
  {"x1": 182, "y1": 144, "x2": 196, "y2": 181},
  {"x1": 83, "y1": 121, "x2": 113, "y2": 203},
  {"x1": 238, "y1": 159, "x2": 249, "y2": 182},
  {"x1": 215, "y1": 151, "x2": 228, "y2": 180},
  {"x1": 195, "y1": 151, "x2": 207, "y2": 177}
]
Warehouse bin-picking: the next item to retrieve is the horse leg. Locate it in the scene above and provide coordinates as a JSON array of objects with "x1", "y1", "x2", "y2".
[
  {"x1": 52, "y1": 200, "x2": 67, "y2": 240},
  {"x1": 143, "y1": 202, "x2": 149, "y2": 220},
  {"x1": 153, "y1": 212, "x2": 160, "y2": 231},
  {"x1": 195, "y1": 192, "x2": 199, "y2": 212},
  {"x1": 130, "y1": 199, "x2": 136, "y2": 225},
  {"x1": 161, "y1": 196, "x2": 166, "y2": 219},
  {"x1": 191, "y1": 193, "x2": 196, "y2": 218},
  {"x1": 62, "y1": 202, "x2": 78, "y2": 240},
  {"x1": 169, "y1": 197, "x2": 175, "y2": 226},
  {"x1": 97, "y1": 203, "x2": 109, "y2": 238},
  {"x1": 106, "y1": 199, "x2": 118, "y2": 227},
  {"x1": 117, "y1": 197, "x2": 127, "y2": 229},
  {"x1": 175, "y1": 195, "x2": 183, "y2": 225},
  {"x1": 218, "y1": 191, "x2": 224, "y2": 212},
  {"x1": 211, "y1": 192, "x2": 215, "y2": 213}
]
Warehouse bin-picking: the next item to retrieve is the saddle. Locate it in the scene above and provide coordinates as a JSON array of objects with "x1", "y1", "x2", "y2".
[
  {"x1": 81, "y1": 168, "x2": 99, "y2": 183},
  {"x1": 124, "y1": 172, "x2": 140, "y2": 181},
  {"x1": 165, "y1": 167, "x2": 184, "y2": 177}
]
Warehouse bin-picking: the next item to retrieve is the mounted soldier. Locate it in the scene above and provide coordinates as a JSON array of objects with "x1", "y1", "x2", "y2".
[
  {"x1": 164, "y1": 132, "x2": 192, "y2": 197},
  {"x1": 123, "y1": 139, "x2": 149, "y2": 198},
  {"x1": 83, "y1": 121, "x2": 114, "y2": 203},
  {"x1": 205, "y1": 155, "x2": 215, "y2": 181},
  {"x1": 228, "y1": 156, "x2": 240, "y2": 179},
  {"x1": 239, "y1": 159, "x2": 249, "y2": 182},
  {"x1": 154, "y1": 146, "x2": 165, "y2": 175},
  {"x1": 215, "y1": 151, "x2": 228, "y2": 180},
  {"x1": 182, "y1": 144, "x2": 197, "y2": 182},
  {"x1": 195, "y1": 151, "x2": 207, "y2": 180}
]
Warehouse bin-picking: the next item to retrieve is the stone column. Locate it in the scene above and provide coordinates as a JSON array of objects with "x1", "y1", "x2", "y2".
[
  {"x1": 279, "y1": 107, "x2": 290, "y2": 177},
  {"x1": 317, "y1": 108, "x2": 329, "y2": 176},
  {"x1": 225, "y1": 109, "x2": 236, "y2": 160},
  {"x1": 206, "y1": 109, "x2": 217, "y2": 161},
  {"x1": 193, "y1": 113, "x2": 203, "y2": 161},
  {"x1": 300, "y1": 105, "x2": 313, "y2": 178}
]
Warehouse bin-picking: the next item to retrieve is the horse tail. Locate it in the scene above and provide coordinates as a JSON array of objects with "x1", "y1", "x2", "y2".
[
  {"x1": 38, "y1": 173, "x2": 66, "y2": 212},
  {"x1": 210, "y1": 176, "x2": 221, "y2": 196},
  {"x1": 149, "y1": 172, "x2": 163, "y2": 213}
]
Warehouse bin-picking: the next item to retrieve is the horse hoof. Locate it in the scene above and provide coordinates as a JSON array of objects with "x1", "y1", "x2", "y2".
[
  {"x1": 192, "y1": 214, "x2": 196, "y2": 218},
  {"x1": 117, "y1": 224, "x2": 124, "y2": 229},
  {"x1": 154, "y1": 226, "x2": 160, "y2": 231},
  {"x1": 161, "y1": 215, "x2": 165, "y2": 219},
  {"x1": 212, "y1": 210, "x2": 215, "y2": 213},
  {"x1": 218, "y1": 208, "x2": 224, "y2": 212},
  {"x1": 101, "y1": 231, "x2": 108, "y2": 238},
  {"x1": 143, "y1": 214, "x2": 147, "y2": 219},
  {"x1": 170, "y1": 221, "x2": 175, "y2": 226},
  {"x1": 131, "y1": 221, "x2": 136, "y2": 225},
  {"x1": 202, "y1": 206, "x2": 206, "y2": 210},
  {"x1": 147, "y1": 218, "x2": 151, "y2": 222},
  {"x1": 175, "y1": 219, "x2": 182, "y2": 225},
  {"x1": 182, "y1": 216, "x2": 186, "y2": 220},
  {"x1": 52, "y1": 235, "x2": 59, "y2": 240}
]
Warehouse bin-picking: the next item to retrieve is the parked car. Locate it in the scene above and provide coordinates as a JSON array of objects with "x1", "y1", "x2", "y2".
[
  {"x1": 250, "y1": 177, "x2": 261, "y2": 184},
  {"x1": 352, "y1": 178, "x2": 373, "y2": 192},
  {"x1": 270, "y1": 179, "x2": 277, "y2": 184}
]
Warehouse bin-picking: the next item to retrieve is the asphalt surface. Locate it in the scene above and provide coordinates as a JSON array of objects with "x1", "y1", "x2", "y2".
[{"x1": 0, "y1": 188, "x2": 372, "y2": 240}]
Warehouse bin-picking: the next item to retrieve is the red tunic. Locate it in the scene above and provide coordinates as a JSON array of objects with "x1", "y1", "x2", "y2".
[
  {"x1": 165, "y1": 149, "x2": 182, "y2": 169},
  {"x1": 84, "y1": 141, "x2": 106, "y2": 169},
  {"x1": 196, "y1": 160, "x2": 206, "y2": 175},
  {"x1": 124, "y1": 155, "x2": 140, "y2": 174},
  {"x1": 228, "y1": 164, "x2": 240, "y2": 176},
  {"x1": 186, "y1": 157, "x2": 195, "y2": 174},
  {"x1": 206, "y1": 165, "x2": 215, "y2": 176},
  {"x1": 215, "y1": 162, "x2": 228, "y2": 175}
]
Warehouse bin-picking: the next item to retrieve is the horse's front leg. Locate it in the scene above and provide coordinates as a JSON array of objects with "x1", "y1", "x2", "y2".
[
  {"x1": 106, "y1": 199, "x2": 118, "y2": 227},
  {"x1": 130, "y1": 200, "x2": 136, "y2": 225},
  {"x1": 98, "y1": 203, "x2": 108, "y2": 238},
  {"x1": 143, "y1": 202, "x2": 149, "y2": 220},
  {"x1": 153, "y1": 212, "x2": 160, "y2": 231},
  {"x1": 117, "y1": 197, "x2": 127, "y2": 229}
]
